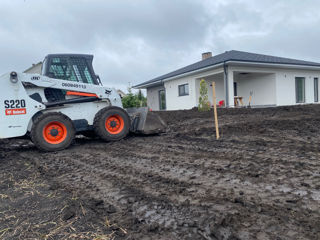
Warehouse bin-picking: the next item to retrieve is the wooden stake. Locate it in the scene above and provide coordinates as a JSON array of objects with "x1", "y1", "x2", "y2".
[
  {"x1": 248, "y1": 91, "x2": 253, "y2": 108},
  {"x1": 212, "y1": 82, "x2": 220, "y2": 140}
]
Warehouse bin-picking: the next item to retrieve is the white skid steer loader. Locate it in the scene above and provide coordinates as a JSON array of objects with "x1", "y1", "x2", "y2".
[{"x1": 0, "y1": 54, "x2": 166, "y2": 151}]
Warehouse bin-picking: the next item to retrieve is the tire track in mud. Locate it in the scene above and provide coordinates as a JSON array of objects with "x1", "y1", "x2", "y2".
[
  {"x1": 120, "y1": 136, "x2": 320, "y2": 186},
  {"x1": 18, "y1": 143, "x2": 250, "y2": 238},
  {"x1": 10, "y1": 105, "x2": 320, "y2": 239},
  {"x1": 34, "y1": 131, "x2": 320, "y2": 199},
  {"x1": 24, "y1": 151, "x2": 240, "y2": 239},
  {"x1": 21, "y1": 134, "x2": 320, "y2": 239}
]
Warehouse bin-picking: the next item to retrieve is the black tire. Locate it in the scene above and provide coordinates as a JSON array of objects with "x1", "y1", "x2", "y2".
[
  {"x1": 93, "y1": 106, "x2": 130, "y2": 141},
  {"x1": 31, "y1": 112, "x2": 75, "y2": 151}
]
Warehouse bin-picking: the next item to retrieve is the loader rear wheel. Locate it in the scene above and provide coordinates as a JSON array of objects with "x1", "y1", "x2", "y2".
[
  {"x1": 31, "y1": 113, "x2": 75, "y2": 151},
  {"x1": 94, "y1": 107, "x2": 130, "y2": 141}
]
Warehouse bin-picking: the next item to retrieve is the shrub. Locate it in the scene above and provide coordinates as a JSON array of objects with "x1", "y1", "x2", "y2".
[
  {"x1": 122, "y1": 88, "x2": 147, "y2": 108},
  {"x1": 198, "y1": 79, "x2": 211, "y2": 112}
]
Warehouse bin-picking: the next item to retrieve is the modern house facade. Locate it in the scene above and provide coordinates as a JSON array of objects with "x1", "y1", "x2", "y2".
[
  {"x1": 134, "y1": 50, "x2": 320, "y2": 110},
  {"x1": 24, "y1": 62, "x2": 43, "y2": 74}
]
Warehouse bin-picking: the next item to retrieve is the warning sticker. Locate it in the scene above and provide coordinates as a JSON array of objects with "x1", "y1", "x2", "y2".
[{"x1": 5, "y1": 108, "x2": 27, "y2": 116}]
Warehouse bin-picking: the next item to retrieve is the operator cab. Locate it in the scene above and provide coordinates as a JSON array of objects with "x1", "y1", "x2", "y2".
[{"x1": 42, "y1": 54, "x2": 100, "y2": 85}]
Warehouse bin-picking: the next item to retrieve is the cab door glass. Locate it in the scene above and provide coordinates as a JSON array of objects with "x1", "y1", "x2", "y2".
[
  {"x1": 48, "y1": 57, "x2": 77, "y2": 82},
  {"x1": 47, "y1": 56, "x2": 95, "y2": 84}
]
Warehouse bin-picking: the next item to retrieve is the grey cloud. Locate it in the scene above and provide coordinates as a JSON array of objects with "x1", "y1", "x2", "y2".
[{"x1": 0, "y1": 0, "x2": 320, "y2": 90}]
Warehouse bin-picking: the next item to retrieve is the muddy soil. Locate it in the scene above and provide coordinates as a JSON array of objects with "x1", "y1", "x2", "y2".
[{"x1": 1, "y1": 105, "x2": 320, "y2": 239}]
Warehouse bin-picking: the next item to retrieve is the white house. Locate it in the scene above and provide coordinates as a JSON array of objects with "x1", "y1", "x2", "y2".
[
  {"x1": 133, "y1": 50, "x2": 320, "y2": 110},
  {"x1": 24, "y1": 62, "x2": 43, "y2": 74}
]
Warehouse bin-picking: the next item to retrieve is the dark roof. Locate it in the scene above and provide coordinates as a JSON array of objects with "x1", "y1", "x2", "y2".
[{"x1": 134, "y1": 50, "x2": 320, "y2": 88}]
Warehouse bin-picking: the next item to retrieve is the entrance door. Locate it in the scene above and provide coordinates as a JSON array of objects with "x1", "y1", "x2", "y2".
[
  {"x1": 234, "y1": 82, "x2": 238, "y2": 96},
  {"x1": 159, "y1": 89, "x2": 166, "y2": 110}
]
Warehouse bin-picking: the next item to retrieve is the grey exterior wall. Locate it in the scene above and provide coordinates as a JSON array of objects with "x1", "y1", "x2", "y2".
[
  {"x1": 146, "y1": 85, "x2": 165, "y2": 111},
  {"x1": 24, "y1": 63, "x2": 42, "y2": 74}
]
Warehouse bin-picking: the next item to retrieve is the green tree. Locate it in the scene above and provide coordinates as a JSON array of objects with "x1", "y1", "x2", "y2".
[
  {"x1": 122, "y1": 87, "x2": 147, "y2": 108},
  {"x1": 137, "y1": 89, "x2": 147, "y2": 107},
  {"x1": 198, "y1": 79, "x2": 211, "y2": 112}
]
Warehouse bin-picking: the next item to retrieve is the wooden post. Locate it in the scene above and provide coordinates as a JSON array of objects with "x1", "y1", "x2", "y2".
[
  {"x1": 248, "y1": 91, "x2": 253, "y2": 107},
  {"x1": 212, "y1": 82, "x2": 220, "y2": 140}
]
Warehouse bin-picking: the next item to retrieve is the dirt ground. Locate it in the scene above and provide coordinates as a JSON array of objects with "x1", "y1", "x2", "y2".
[{"x1": 1, "y1": 105, "x2": 320, "y2": 240}]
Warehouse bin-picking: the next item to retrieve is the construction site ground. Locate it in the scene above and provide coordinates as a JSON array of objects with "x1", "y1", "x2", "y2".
[{"x1": 0, "y1": 105, "x2": 320, "y2": 240}]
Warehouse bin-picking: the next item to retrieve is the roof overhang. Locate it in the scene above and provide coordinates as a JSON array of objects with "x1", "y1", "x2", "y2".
[
  {"x1": 134, "y1": 61, "x2": 320, "y2": 89},
  {"x1": 134, "y1": 80, "x2": 164, "y2": 89},
  {"x1": 228, "y1": 60, "x2": 320, "y2": 70}
]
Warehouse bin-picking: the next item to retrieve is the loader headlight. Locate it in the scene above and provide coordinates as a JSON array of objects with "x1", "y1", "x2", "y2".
[{"x1": 10, "y1": 71, "x2": 18, "y2": 83}]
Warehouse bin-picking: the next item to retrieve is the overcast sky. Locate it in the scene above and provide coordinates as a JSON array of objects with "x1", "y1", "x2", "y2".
[{"x1": 1, "y1": 0, "x2": 320, "y2": 91}]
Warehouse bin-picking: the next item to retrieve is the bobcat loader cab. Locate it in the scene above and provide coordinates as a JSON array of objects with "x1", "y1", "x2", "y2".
[{"x1": 0, "y1": 54, "x2": 165, "y2": 151}]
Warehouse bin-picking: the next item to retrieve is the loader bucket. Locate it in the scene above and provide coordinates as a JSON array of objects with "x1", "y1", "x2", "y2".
[{"x1": 126, "y1": 107, "x2": 166, "y2": 135}]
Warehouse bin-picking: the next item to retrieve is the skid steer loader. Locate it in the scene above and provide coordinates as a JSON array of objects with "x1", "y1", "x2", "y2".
[{"x1": 0, "y1": 54, "x2": 166, "y2": 151}]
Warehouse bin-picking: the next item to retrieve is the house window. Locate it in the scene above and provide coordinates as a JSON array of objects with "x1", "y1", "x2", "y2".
[
  {"x1": 178, "y1": 84, "x2": 189, "y2": 96},
  {"x1": 159, "y1": 89, "x2": 166, "y2": 110},
  {"x1": 314, "y1": 78, "x2": 319, "y2": 102},
  {"x1": 295, "y1": 77, "x2": 305, "y2": 103}
]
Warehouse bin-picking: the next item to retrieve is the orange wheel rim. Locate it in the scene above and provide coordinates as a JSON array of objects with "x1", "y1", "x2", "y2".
[
  {"x1": 105, "y1": 114, "x2": 124, "y2": 134},
  {"x1": 43, "y1": 121, "x2": 68, "y2": 144}
]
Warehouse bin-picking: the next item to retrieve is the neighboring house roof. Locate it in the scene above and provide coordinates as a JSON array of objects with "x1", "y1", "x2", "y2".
[
  {"x1": 117, "y1": 89, "x2": 127, "y2": 98},
  {"x1": 134, "y1": 50, "x2": 320, "y2": 88},
  {"x1": 23, "y1": 62, "x2": 43, "y2": 74}
]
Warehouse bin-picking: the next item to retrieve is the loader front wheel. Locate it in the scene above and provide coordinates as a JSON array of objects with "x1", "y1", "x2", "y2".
[
  {"x1": 94, "y1": 107, "x2": 130, "y2": 141},
  {"x1": 31, "y1": 113, "x2": 75, "y2": 151}
]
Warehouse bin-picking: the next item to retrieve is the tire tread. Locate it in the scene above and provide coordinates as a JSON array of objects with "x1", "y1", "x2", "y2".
[
  {"x1": 30, "y1": 112, "x2": 75, "y2": 151},
  {"x1": 93, "y1": 106, "x2": 130, "y2": 141}
]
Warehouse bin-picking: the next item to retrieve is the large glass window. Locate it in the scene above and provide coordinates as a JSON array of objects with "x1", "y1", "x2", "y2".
[
  {"x1": 47, "y1": 57, "x2": 95, "y2": 84},
  {"x1": 159, "y1": 89, "x2": 166, "y2": 110},
  {"x1": 178, "y1": 84, "x2": 189, "y2": 96},
  {"x1": 295, "y1": 77, "x2": 305, "y2": 103},
  {"x1": 314, "y1": 78, "x2": 319, "y2": 102}
]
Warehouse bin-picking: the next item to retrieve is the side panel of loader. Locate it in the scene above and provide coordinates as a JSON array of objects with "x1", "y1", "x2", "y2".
[{"x1": 0, "y1": 73, "x2": 45, "y2": 138}]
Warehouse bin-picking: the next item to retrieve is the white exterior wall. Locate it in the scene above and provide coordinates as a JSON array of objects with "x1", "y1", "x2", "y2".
[
  {"x1": 146, "y1": 85, "x2": 165, "y2": 110},
  {"x1": 235, "y1": 73, "x2": 276, "y2": 106},
  {"x1": 164, "y1": 77, "x2": 196, "y2": 110},
  {"x1": 163, "y1": 68, "x2": 224, "y2": 110},
  {"x1": 230, "y1": 66, "x2": 277, "y2": 106},
  {"x1": 227, "y1": 68, "x2": 234, "y2": 107},
  {"x1": 229, "y1": 65, "x2": 320, "y2": 106},
  {"x1": 195, "y1": 73, "x2": 224, "y2": 106},
  {"x1": 24, "y1": 63, "x2": 42, "y2": 74},
  {"x1": 145, "y1": 64, "x2": 320, "y2": 110},
  {"x1": 275, "y1": 69, "x2": 320, "y2": 105}
]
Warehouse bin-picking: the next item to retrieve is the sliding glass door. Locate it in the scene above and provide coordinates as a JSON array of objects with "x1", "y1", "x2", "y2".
[
  {"x1": 295, "y1": 77, "x2": 305, "y2": 103},
  {"x1": 314, "y1": 78, "x2": 319, "y2": 102},
  {"x1": 159, "y1": 89, "x2": 166, "y2": 110}
]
